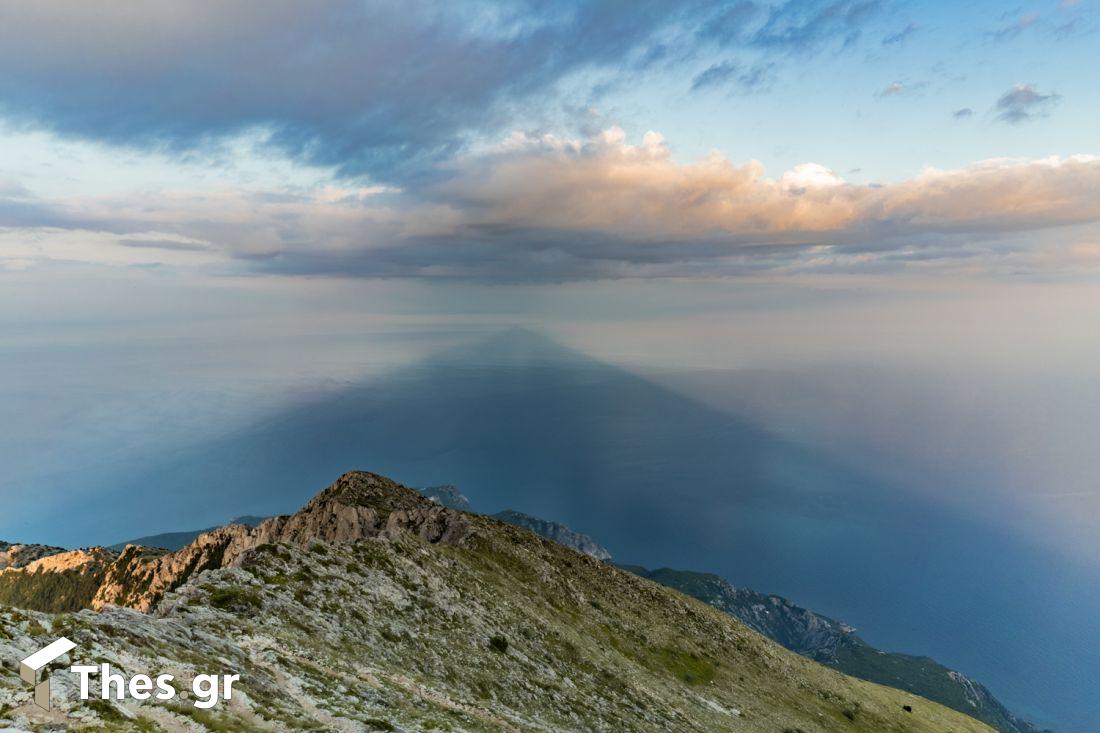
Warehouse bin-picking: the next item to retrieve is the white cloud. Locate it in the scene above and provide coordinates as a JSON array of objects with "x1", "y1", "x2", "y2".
[{"x1": 5, "y1": 127, "x2": 1100, "y2": 281}]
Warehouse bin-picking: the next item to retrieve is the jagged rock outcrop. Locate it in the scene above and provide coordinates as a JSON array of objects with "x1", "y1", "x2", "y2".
[
  {"x1": 19, "y1": 547, "x2": 117, "y2": 574},
  {"x1": 0, "y1": 541, "x2": 67, "y2": 570},
  {"x1": 492, "y1": 509, "x2": 612, "y2": 561},
  {"x1": 93, "y1": 471, "x2": 471, "y2": 611}
]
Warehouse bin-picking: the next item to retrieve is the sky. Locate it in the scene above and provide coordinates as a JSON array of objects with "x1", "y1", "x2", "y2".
[
  {"x1": 2, "y1": 0, "x2": 1100, "y2": 576},
  {"x1": 0, "y1": 0, "x2": 1097, "y2": 284},
  {"x1": 2, "y1": 5, "x2": 1100, "y2": 727},
  {"x1": 2, "y1": 0, "x2": 1100, "y2": 541}
]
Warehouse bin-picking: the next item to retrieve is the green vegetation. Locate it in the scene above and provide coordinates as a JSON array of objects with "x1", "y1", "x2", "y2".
[
  {"x1": 0, "y1": 563, "x2": 105, "y2": 612},
  {"x1": 630, "y1": 564, "x2": 1041, "y2": 733},
  {"x1": 85, "y1": 698, "x2": 129, "y2": 724},
  {"x1": 168, "y1": 701, "x2": 263, "y2": 733},
  {"x1": 654, "y1": 646, "x2": 716, "y2": 685},
  {"x1": 207, "y1": 585, "x2": 262, "y2": 611}
]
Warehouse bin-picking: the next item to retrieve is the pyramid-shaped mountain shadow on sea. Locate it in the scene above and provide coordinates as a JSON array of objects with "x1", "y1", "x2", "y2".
[
  {"x1": 25, "y1": 329, "x2": 1100, "y2": 732},
  {"x1": 38, "y1": 329, "x2": 899, "y2": 562}
]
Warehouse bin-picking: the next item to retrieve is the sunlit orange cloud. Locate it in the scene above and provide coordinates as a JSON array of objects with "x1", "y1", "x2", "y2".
[
  {"x1": 4, "y1": 127, "x2": 1100, "y2": 279},
  {"x1": 433, "y1": 128, "x2": 1100, "y2": 242}
]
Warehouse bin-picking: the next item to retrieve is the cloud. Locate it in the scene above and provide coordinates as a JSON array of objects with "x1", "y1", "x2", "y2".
[
  {"x1": 698, "y1": 2, "x2": 762, "y2": 42},
  {"x1": 6, "y1": 128, "x2": 1100, "y2": 282},
  {"x1": 0, "y1": 1, "x2": 705, "y2": 184},
  {"x1": 882, "y1": 21, "x2": 918, "y2": 45},
  {"x1": 0, "y1": 1, "x2": 897, "y2": 187},
  {"x1": 691, "y1": 60, "x2": 775, "y2": 92},
  {"x1": 697, "y1": 0, "x2": 882, "y2": 52},
  {"x1": 0, "y1": 228, "x2": 229, "y2": 269},
  {"x1": 991, "y1": 12, "x2": 1040, "y2": 41},
  {"x1": 877, "y1": 80, "x2": 927, "y2": 98},
  {"x1": 952, "y1": 107, "x2": 974, "y2": 120},
  {"x1": 429, "y1": 130, "x2": 1100, "y2": 243},
  {"x1": 118, "y1": 237, "x2": 214, "y2": 252},
  {"x1": 749, "y1": 0, "x2": 882, "y2": 52},
  {"x1": 0, "y1": 178, "x2": 31, "y2": 198},
  {"x1": 994, "y1": 83, "x2": 1061, "y2": 123}
]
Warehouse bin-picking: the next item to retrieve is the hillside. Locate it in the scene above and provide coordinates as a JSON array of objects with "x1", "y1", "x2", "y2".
[
  {"x1": 491, "y1": 510, "x2": 611, "y2": 560},
  {"x1": 0, "y1": 471, "x2": 994, "y2": 732},
  {"x1": 628, "y1": 567, "x2": 1051, "y2": 733}
]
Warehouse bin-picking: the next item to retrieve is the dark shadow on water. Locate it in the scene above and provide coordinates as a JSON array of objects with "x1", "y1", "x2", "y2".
[{"x1": 31, "y1": 328, "x2": 1100, "y2": 731}]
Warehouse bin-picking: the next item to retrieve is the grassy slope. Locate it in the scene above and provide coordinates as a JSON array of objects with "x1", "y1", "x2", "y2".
[
  {"x1": 1, "y1": 512, "x2": 995, "y2": 732},
  {"x1": 628, "y1": 566, "x2": 1045, "y2": 733}
]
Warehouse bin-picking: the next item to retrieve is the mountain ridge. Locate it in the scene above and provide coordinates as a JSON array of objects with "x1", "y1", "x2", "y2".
[
  {"x1": 491, "y1": 509, "x2": 612, "y2": 561},
  {"x1": 0, "y1": 470, "x2": 994, "y2": 732},
  {"x1": 94, "y1": 472, "x2": 470, "y2": 612},
  {"x1": 0, "y1": 474, "x2": 1046, "y2": 732},
  {"x1": 0, "y1": 540, "x2": 67, "y2": 570},
  {"x1": 625, "y1": 566, "x2": 1052, "y2": 733}
]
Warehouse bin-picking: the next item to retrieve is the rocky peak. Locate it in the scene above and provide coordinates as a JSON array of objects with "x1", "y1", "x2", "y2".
[
  {"x1": 19, "y1": 547, "x2": 116, "y2": 574},
  {"x1": 93, "y1": 471, "x2": 471, "y2": 612},
  {"x1": 305, "y1": 471, "x2": 428, "y2": 511},
  {"x1": 0, "y1": 541, "x2": 67, "y2": 571}
]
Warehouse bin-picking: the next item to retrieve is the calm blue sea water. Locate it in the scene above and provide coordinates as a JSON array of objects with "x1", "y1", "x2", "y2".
[{"x1": 6, "y1": 338, "x2": 1097, "y2": 731}]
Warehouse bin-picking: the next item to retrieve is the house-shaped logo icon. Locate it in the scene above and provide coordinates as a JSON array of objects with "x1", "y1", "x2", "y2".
[{"x1": 20, "y1": 637, "x2": 76, "y2": 710}]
